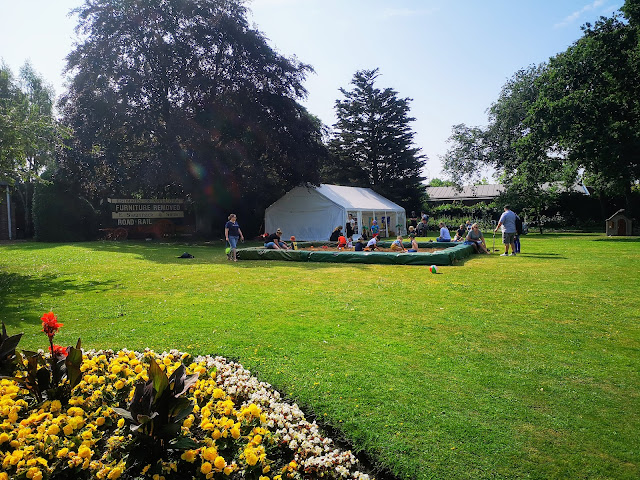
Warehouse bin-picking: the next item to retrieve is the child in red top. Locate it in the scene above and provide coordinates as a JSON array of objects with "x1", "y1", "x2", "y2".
[{"x1": 337, "y1": 235, "x2": 347, "y2": 249}]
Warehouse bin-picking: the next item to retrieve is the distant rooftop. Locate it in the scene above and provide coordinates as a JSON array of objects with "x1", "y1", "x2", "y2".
[
  {"x1": 426, "y1": 183, "x2": 589, "y2": 202},
  {"x1": 425, "y1": 184, "x2": 505, "y2": 202}
]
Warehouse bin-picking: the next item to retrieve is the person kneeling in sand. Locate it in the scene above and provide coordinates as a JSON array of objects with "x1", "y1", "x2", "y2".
[
  {"x1": 390, "y1": 235, "x2": 406, "y2": 252},
  {"x1": 365, "y1": 234, "x2": 379, "y2": 251}
]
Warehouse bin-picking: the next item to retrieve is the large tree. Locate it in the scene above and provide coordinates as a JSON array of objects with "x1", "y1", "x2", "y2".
[
  {"x1": 0, "y1": 62, "x2": 63, "y2": 236},
  {"x1": 326, "y1": 69, "x2": 426, "y2": 210},
  {"x1": 444, "y1": 1, "x2": 640, "y2": 219},
  {"x1": 59, "y1": 0, "x2": 327, "y2": 234},
  {"x1": 442, "y1": 65, "x2": 568, "y2": 226},
  {"x1": 527, "y1": 2, "x2": 640, "y2": 213}
]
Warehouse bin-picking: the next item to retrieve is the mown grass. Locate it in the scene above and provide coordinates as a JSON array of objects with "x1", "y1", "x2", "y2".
[{"x1": 1, "y1": 233, "x2": 639, "y2": 479}]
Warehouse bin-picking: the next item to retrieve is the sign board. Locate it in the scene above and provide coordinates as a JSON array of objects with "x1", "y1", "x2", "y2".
[{"x1": 107, "y1": 198, "x2": 185, "y2": 226}]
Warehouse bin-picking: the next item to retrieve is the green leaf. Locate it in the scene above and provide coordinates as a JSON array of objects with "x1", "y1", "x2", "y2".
[
  {"x1": 168, "y1": 397, "x2": 194, "y2": 424},
  {"x1": 159, "y1": 423, "x2": 182, "y2": 438},
  {"x1": 66, "y1": 344, "x2": 83, "y2": 389},
  {"x1": 147, "y1": 357, "x2": 169, "y2": 403},
  {"x1": 0, "y1": 332, "x2": 23, "y2": 360},
  {"x1": 112, "y1": 407, "x2": 134, "y2": 422},
  {"x1": 168, "y1": 437, "x2": 199, "y2": 450}
]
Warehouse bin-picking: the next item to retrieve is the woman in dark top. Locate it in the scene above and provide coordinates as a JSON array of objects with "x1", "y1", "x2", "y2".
[
  {"x1": 264, "y1": 228, "x2": 289, "y2": 249},
  {"x1": 329, "y1": 226, "x2": 343, "y2": 242},
  {"x1": 224, "y1": 213, "x2": 244, "y2": 262}
]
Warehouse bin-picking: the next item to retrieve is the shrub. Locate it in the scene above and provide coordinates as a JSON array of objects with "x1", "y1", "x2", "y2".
[{"x1": 32, "y1": 170, "x2": 98, "y2": 241}]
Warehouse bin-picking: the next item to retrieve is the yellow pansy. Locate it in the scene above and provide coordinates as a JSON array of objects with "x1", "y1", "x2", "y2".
[
  {"x1": 181, "y1": 450, "x2": 198, "y2": 463},
  {"x1": 78, "y1": 445, "x2": 92, "y2": 459},
  {"x1": 201, "y1": 446, "x2": 217, "y2": 461},
  {"x1": 214, "y1": 456, "x2": 226, "y2": 470}
]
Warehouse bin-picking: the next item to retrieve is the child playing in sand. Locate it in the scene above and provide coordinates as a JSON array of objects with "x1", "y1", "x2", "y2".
[
  {"x1": 408, "y1": 236, "x2": 419, "y2": 252},
  {"x1": 347, "y1": 236, "x2": 354, "y2": 248},
  {"x1": 365, "y1": 234, "x2": 379, "y2": 251},
  {"x1": 390, "y1": 235, "x2": 406, "y2": 252}
]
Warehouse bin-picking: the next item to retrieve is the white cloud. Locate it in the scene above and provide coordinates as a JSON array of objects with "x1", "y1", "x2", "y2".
[{"x1": 554, "y1": 0, "x2": 606, "y2": 28}]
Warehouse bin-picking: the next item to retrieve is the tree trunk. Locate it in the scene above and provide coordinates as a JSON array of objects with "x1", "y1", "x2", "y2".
[
  {"x1": 624, "y1": 182, "x2": 633, "y2": 218},
  {"x1": 195, "y1": 202, "x2": 213, "y2": 237}
]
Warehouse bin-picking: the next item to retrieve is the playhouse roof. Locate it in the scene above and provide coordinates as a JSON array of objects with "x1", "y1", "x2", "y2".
[{"x1": 606, "y1": 209, "x2": 628, "y2": 221}]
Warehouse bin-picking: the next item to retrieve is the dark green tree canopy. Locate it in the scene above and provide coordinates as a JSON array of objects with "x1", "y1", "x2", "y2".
[
  {"x1": 527, "y1": 7, "x2": 640, "y2": 206},
  {"x1": 325, "y1": 69, "x2": 426, "y2": 210},
  {"x1": 59, "y1": 0, "x2": 326, "y2": 230}
]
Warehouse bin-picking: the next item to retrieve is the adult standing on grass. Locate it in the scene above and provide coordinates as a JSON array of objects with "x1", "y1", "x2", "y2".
[
  {"x1": 346, "y1": 214, "x2": 356, "y2": 238},
  {"x1": 494, "y1": 205, "x2": 517, "y2": 256},
  {"x1": 225, "y1": 213, "x2": 244, "y2": 262}
]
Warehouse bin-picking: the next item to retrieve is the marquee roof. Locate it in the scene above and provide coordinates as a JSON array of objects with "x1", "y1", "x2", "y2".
[{"x1": 312, "y1": 184, "x2": 404, "y2": 211}]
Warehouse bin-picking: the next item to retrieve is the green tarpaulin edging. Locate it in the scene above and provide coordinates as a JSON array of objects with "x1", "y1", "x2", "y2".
[{"x1": 236, "y1": 242, "x2": 474, "y2": 266}]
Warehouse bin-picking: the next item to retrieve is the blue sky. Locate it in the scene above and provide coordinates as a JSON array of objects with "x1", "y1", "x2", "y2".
[{"x1": 0, "y1": 0, "x2": 625, "y2": 181}]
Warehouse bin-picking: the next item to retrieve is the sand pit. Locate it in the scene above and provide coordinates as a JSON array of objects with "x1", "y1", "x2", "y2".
[{"x1": 236, "y1": 241, "x2": 474, "y2": 266}]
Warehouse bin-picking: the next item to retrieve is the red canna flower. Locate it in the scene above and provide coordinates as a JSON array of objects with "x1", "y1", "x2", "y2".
[
  {"x1": 49, "y1": 344, "x2": 69, "y2": 357},
  {"x1": 41, "y1": 311, "x2": 63, "y2": 340}
]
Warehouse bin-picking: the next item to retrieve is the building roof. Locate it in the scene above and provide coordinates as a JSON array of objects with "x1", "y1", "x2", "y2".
[
  {"x1": 313, "y1": 184, "x2": 405, "y2": 212},
  {"x1": 425, "y1": 184, "x2": 505, "y2": 202},
  {"x1": 426, "y1": 182, "x2": 590, "y2": 202}
]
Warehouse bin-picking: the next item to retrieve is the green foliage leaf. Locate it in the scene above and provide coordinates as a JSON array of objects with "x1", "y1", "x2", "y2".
[
  {"x1": 112, "y1": 407, "x2": 134, "y2": 422},
  {"x1": 66, "y1": 344, "x2": 83, "y2": 390},
  {"x1": 148, "y1": 357, "x2": 169, "y2": 403},
  {"x1": 168, "y1": 437, "x2": 199, "y2": 450},
  {"x1": 168, "y1": 397, "x2": 194, "y2": 424},
  {"x1": 0, "y1": 331, "x2": 23, "y2": 360}
]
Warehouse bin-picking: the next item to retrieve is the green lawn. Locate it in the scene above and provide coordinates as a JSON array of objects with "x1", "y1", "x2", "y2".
[{"x1": 1, "y1": 233, "x2": 639, "y2": 479}]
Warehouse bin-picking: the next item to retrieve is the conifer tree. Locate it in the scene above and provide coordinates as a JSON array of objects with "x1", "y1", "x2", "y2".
[{"x1": 326, "y1": 69, "x2": 426, "y2": 208}]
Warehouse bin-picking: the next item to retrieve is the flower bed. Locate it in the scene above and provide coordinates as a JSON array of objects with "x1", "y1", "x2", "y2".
[{"x1": 0, "y1": 315, "x2": 373, "y2": 480}]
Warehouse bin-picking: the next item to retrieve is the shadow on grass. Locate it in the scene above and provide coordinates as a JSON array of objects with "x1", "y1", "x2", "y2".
[
  {"x1": 0, "y1": 271, "x2": 117, "y2": 327},
  {"x1": 516, "y1": 253, "x2": 567, "y2": 259},
  {"x1": 1, "y1": 240, "x2": 485, "y2": 269},
  {"x1": 592, "y1": 237, "x2": 640, "y2": 243},
  {"x1": 0, "y1": 240, "x2": 226, "y2": 265}
]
